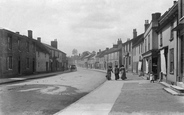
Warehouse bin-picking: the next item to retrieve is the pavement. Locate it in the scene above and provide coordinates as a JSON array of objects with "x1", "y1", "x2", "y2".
[
  {"x1": 54, "y1": 69, "x2": 184, "y2": 115},
  {"x1": 0, "y1": 70, "x2": 70, "y2": 85}
]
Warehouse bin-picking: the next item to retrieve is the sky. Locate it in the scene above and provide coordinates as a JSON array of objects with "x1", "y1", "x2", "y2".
[{"x1": 0, "y1": 0, "x2": 175, "y2": 56}]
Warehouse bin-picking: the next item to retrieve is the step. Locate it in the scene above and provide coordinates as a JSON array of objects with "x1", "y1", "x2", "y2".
[
  {"x1": 170, "y1": 85, "x2": 184, "y2": 93},
  {"x1": 163, "y1": 88, "x2": 180, "y2": 96}
]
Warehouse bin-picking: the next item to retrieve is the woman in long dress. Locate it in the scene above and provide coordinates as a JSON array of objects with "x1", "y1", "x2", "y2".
[
  {"x1": 106, "y1": 66, "x2": 113, "y2": 80},
  {"x1": 120, "y1": 65, "x2": 127, "y2": 80}
]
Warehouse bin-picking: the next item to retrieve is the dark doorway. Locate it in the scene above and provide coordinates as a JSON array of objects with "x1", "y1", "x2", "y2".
[
  {"x1": 46, "y1": 62, "x2": 48, "y2": 72},
  {"x1": 18, "y1": 57, "x2": 21, "y2": 74},
  {"x1": 33, "y1": 58, "x2": 35, "y2": 73}
]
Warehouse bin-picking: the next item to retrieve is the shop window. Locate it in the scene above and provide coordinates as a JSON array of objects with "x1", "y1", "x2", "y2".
[{"x1": 170, "y1": 48, "x2": 174, "y2": 74}]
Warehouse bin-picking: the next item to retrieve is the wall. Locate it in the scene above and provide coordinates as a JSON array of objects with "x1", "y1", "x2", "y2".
[{"x1": 36, "y1": 51, "x2": 49, "y2": 72}]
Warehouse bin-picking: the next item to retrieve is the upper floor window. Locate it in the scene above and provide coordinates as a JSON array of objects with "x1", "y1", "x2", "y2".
[
  {"x1": 26, "y1": 41, "x2": 29, "y2": 52},
  {"x1": 129, "y1": 43, "x2": 131, "y2": 52},
  {"x1": 148, "y1": 35, "x2": 150, "y2": 50},
  {"x1": 8, "y1": 36, "x2": 12, "y2": 50},
  {"x1": 160, "y1": 32, "x2": 163, "y2": 47},
  {"x1": 145, "y1": 39, "x2": 147, "y2": 52},
  {"x1": 170, "y1": 22, "x2": 174, "y2": 41},
  {"x1": 32, "y1": 43, "x2": 36, "y2": 52},
  {"x1": 18, "y1": 39, "x2": 20, "y2": 51}
]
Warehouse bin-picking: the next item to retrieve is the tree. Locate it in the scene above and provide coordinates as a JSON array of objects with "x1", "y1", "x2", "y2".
[{"x1": 72, "y1": 49, "x2": 78, "y2": 56}]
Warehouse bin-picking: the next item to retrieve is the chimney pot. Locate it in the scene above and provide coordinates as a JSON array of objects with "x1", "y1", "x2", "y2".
[
  {"x1": 37, "y1": 37, "x2": 41, "y2": 42},
  {"x1": 51, "y1": 39, "x2": 58, "y2": 49},
  {"x1": 28, "y1": 30, "x2": 33, "y2": 38},
  {"x1": 144, "y1": 20, "x2": 149, "y2": 32},
  {"x1": 152, "y1": 13, "x2": 161, "y2": 22},
  {"x1": 133, "y1": 29, "x2": 137, "y2": 38}
]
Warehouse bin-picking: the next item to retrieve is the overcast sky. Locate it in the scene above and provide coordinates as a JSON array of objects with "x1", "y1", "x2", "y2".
[{"x1": 0, "y1": 0, "x2": 175, "y2": 56}]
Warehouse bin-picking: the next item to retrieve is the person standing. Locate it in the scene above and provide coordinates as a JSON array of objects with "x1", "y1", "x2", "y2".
[
  {"x1": 106, "y1": 66, "x2": 113, "y2": 80},
  {"x1": 114, "y1": 65, "x2": 120, "y2": 80},
  {"x1": 120, "y1": 65, "x2": 127, "y2": 80}
]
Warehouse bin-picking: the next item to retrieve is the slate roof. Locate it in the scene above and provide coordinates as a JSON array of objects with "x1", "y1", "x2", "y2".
[
  {"x1": 132, "y1": 34, "x2": 144, "y2": 48},
  {"x1": 43, "y1": 43, "x2": 66, "y2": 54}
]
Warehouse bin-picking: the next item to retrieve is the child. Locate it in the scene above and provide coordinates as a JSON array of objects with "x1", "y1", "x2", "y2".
[{"x1": 149, "y1": 72, "x2": 155, "y2": 83}]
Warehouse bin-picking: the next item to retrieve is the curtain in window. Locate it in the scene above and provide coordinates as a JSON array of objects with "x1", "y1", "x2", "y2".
[{"x1": 161, "y1": 49, "x2": 166, "y2": 74}]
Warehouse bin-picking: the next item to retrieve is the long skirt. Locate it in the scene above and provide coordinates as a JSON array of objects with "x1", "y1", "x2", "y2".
[
  {"x1": 121, "y1": 72, "x2": 127, "y2": 80},
  {"x1": 106, "y1": 72, "x2": 111, "y2": 80}
]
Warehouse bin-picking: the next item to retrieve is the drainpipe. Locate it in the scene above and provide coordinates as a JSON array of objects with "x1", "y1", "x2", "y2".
[{"x1": 176, "y1": 16, "x2": 179, "y2": 83}]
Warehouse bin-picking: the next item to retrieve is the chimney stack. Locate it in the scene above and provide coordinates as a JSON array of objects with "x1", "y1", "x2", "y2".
[
  {"x1": 16, "y1": 32, "x2": 19, "y2": 34},
  {"x1": 51, "y1": 39, "x2": 58, "y2": 49},
  {"x1": 173, "y1": 1, "x2": 177, "y2": 4},
  {"x1": 37, "y1": 37, "x2": 41, "y2": 42},
  {"x1": 28, "y1": 30, "x2": 33, "y2": 38},
  {"x1": 152, "y1": 12, "x2": 161, "y2": 22},
  {"x1": 144, "y1": 20, "x2": 149, "y2": 32},
  {"x1": 133, "y1": 29, "x2": 137, "y2": 38}
]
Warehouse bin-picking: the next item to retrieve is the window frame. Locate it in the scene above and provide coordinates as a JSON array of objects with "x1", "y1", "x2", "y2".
[
  {"x1": 7, "y1": 56, "x2": 13, "y2": 70},
  {"x1": 170, "y1": 48, "x2": 174, "y2": 74}
]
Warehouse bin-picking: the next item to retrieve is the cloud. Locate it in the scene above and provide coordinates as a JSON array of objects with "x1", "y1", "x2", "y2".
[{"x1": 0, "y1": 0, "x2": 175, "y2": 56}]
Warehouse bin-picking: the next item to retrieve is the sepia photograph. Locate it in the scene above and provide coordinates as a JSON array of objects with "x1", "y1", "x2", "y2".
[{"x1": 0, "y1": 0, "x2": 184, "y2": 115}]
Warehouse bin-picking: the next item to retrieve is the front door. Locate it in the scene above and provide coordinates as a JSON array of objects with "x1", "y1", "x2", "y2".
[{"x1": 18, "y1": 57, "x2": 21, "y2": 74}]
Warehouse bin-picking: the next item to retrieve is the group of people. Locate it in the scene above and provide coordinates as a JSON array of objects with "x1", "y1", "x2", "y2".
[{"x1": 106, "y1": 65, "x2": 127, "y2": 80}]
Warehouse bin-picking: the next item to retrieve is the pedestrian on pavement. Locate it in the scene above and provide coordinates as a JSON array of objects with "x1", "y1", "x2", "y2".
[
  {"x1": 120, "y1": 65, "x2": 127, "y2": 80},
  {"x1": 114, "y1": 65, "x2": 120, "y2": 80},
  {"x1": 106, "y1": 66, "x2": 113, "y2": 80},
  {"x1": 149, "y1": 72, "x2": 155, "y2": 83}
]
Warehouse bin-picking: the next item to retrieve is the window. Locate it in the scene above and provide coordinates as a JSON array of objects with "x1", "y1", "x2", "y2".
[
  {"x1": 148, "y1": 35, "x2": 150, "y2": 50},
  {"x1": 38, "y1": 51, "x2": 40, "y2": 57},
  {"x1": 18, "y1": 39, "x2": 20, "y2": 51},
  {"x1": 8, "y1": 36, "x2": 12, "y2": 50},
  {"x1": 129, "y1": 56, "x2": 131, "y2": 65},
  {"x1": 7, "y1": 56, "x2": 13, "y2": 70},
  {"x1": 129, "y1": 43, "x2": 131, "y2": 52},
  {"x1": 170, "y1": 22, "x2": 174, "y2": 41},
  {"x1": 160, "y1": 32, "x2": 163, "y2": 46},
  {"x1": 26, "y1": 58, "x2": 29, "y2": 69},
  {"x1": 26, "y1": 41, "x2": 29, "y2": 52},
  {"x1": 32, "y1": 43, "x2": 35, "y2": 52},
  {"x1": 170, "y1": 48, "x2": 174, "y2": 74},
  {"x1": 145, "y1": 39, "x2": 147, "y2": 52}
]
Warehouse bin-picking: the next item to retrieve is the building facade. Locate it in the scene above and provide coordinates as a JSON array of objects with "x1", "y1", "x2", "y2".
[
  {"x1": 157, "y1": 2, "x2": 178, "y2": 84},
  {"x1": 35, "y1": 38, "x2": 50, "y2": 73},
  {"x1": 132, "y1": 34, "x2": 144, "y2": 74},
  {"x1": 44, "y1": 40, "x2": 67, "y2": 72},
  {"x1": 0, "y1": 29, "x2": 36, "y2": 78},
  {"x1": 142, "y1": 13, "x2": 161, "y2": 80}
]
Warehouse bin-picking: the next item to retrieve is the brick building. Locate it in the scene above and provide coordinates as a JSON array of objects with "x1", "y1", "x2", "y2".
[{"x1": 0, "y1": 29, "x2": 37, "y2": 78}]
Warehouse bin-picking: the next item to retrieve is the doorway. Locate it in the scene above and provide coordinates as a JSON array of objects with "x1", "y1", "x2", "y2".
[{"x1": 18, "y1": 57, "x2": 21, "y2": 74}]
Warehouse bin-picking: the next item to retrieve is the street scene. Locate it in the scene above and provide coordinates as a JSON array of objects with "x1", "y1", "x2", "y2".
[{"x1": 0, "y1": 0, "x2": 184, "y2": 115}]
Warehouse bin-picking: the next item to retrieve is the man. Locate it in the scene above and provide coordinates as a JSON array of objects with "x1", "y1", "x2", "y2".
[{"x1": 114, "y1": 65, "x2": 120, "y2": 80}]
